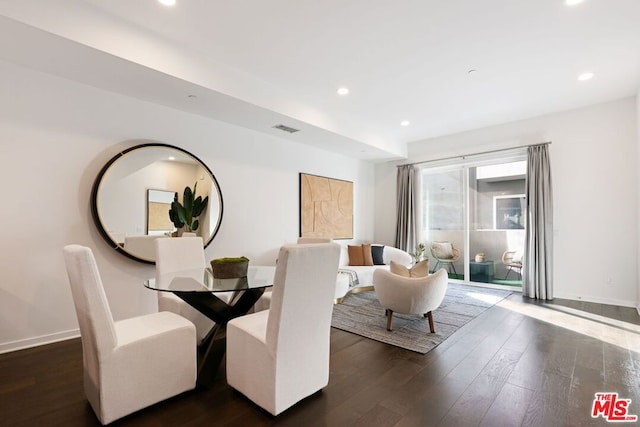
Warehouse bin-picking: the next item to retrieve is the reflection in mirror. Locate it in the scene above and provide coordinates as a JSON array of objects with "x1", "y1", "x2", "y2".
[
  {"x1": 91, "y1": 143, "x2": 223, "y2": 264},
  {"x1": 147, "y1": 189, "x2": 176, "y2": 236}
]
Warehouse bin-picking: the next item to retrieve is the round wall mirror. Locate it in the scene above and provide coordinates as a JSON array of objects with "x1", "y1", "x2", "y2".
[{"x1": 91, "y1": 143, "x2": 223, "y2": 264}]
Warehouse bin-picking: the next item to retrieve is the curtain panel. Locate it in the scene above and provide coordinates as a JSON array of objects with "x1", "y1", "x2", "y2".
[
  {"x1": 523, "y1": 144, "x2": 554, "y2": 300},
  {"x1": 395, "y1": 165, "x2": 418, "y2": 253}
]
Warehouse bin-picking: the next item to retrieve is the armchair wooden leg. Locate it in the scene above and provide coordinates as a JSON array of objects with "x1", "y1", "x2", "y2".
[
  {"x1": 386, "y1": 310, "x2": 394, "y2": 331},
  {"x1": 426, "y1": 311, "x2": 435, "y2": 333}
]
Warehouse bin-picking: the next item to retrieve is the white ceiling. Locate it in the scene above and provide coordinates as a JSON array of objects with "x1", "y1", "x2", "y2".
[{"x1": 0, "y1": 0, "x2": 638, "y2": 161}]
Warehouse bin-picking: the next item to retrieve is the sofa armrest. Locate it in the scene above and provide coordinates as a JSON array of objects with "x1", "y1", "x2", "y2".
[{"x1": 383, "y1": 246, "x2": 412, "y2": 266}]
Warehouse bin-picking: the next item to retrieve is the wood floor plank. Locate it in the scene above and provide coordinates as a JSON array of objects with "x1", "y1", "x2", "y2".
[
  {"x1": 479, "y1": 382, "x2": 533, "y2": 427},
  {"x1": 603, "y1": 342, "x2": 638, "y2": 388},
  {"x1": 353, "y1": 404, "x2": 402, "y2": 427},
  {"x1": 393, "y1": 376, "x2": 469, "y2": 427},
  {"x1": 521, "y1": 371, "x2": 572, "y2": 427},
  {"x1": 438, "y1": 348, "x2": 522, "y2": 426},
  {"x1": 506, "y1": 327, "x2": 552, "y2": 391},
  {"x1": 574, "y1": 336, "x2": 604, "y2": 373},
  {"x1": 566, "y1": 365, "x2": 607, "y2": 427}
]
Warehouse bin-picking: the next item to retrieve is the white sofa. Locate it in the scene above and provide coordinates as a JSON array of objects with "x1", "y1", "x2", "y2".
[{"x1": 336, "y1": 244, "x2": 412, "y2": 300}]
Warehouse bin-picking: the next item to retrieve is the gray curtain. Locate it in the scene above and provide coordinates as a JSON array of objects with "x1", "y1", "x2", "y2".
[
  {"x1": 523, "y1": 144, "x2": 553, "y2": 300},
  {"x1": 395, "y1": 165, "x2": 418, "y2": 253}
]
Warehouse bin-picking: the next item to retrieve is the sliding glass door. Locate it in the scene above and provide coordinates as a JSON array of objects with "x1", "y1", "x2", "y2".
[
  {"x1": 422, "y1": 168, "x2": 465, "y2": 280},
  {"x1": 420, "y1": 154, "x2": 526, "y2": 288}
]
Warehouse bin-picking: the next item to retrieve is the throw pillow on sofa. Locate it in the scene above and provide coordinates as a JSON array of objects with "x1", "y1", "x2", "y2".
[
  {"x1": 371, "y1": 245, "x2": 385, "y2": 265},
  {"x1": 362, "y1": 244, "x2": 373, "y2": 266},
  {"x1": 347, "y1": 245, "x2": 363, "y2": 265},
  {"x1": 347, "y1": 244, "x2": 374, "y2": 266},
  {"x1": 390, "y1": 259, "x2": 429, "y2": 278}
]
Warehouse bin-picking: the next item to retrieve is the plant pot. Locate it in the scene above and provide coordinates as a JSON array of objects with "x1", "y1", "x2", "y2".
[
  {"x1": 475, "y1": 255, "x2": 486, "y2": 263},
  {"x1": 211, "y1": 258, "x2": 249, "y2": 279}
]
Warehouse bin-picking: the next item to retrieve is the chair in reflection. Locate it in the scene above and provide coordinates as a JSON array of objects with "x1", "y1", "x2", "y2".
[
  {"x1": 226, "y1": 243, "x2": 340, "y2": 415},
  {"x1": 502, "y1": 250, "x2": 523, "y2": 280},
  {"x1": 63, "y1": 245, "x2": 196, "y2": 425},
  {"x1": 123, "y1": 235, "x2": 169, "y2": 260},
  {"x1": 155, "y1": 237, "x2": 217, "y2": 344},
  {"x1": 430, "y1": 241, "x2": 460, "y2": 275}
]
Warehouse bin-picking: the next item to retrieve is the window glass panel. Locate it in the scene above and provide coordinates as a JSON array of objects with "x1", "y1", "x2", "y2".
[
  {"x1": 422, "y1": 168, "x2": 465, "y2": 280},
  {"x1": 470, "y1": 160, "x2": 525, "y2": 286}
]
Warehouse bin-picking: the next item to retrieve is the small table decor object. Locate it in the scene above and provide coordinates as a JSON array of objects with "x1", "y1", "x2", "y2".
[{"x1": 211, "y1": 256, "x2": 249, "y2": 278}]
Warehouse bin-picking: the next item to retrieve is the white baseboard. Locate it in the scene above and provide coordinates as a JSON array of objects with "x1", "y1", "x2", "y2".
[
  {"x1": 553, "y1": 292, "x2": 637, "y2": 309},
  {"x1": 0, "y1": 329, "x2": 80, "y2": 355}
]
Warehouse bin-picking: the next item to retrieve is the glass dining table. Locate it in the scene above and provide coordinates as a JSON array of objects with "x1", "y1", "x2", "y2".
[{"x1": 145, "y1": 267, "x2": 273, "y2": 388}]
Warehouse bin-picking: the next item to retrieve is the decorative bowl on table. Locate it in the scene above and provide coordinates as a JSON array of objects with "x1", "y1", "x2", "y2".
[{"x1": 211, "y1": 256, "x2": 250, "y2": 279}]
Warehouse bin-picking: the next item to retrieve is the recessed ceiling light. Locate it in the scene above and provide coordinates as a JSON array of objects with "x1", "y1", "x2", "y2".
[
  {"x1": 565, "y1": 0, "x2": 584, "y2": 6},
  {"x1": 168, "y1": 156, "x2": 176, "y2": 160},
  {"x1": 400, "y1": 120, "x2": 410, "y2": 127},
  {"x1": 158, "y1": 0, "x2": 176, "y2": 6},
  {"x1": 337, "y1": 87, "x2": 349, "y2": 96},
  {"x1": 577, "y1": 72, "x2": 595, "y2": 81}
]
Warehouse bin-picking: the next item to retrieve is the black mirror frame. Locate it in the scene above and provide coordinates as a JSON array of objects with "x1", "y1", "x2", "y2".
[{"x1": 90, "y1": 143, "x2": 224, "y2": 264}]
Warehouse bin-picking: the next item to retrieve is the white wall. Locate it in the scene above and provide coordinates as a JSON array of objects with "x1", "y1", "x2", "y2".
[
  {"x1": 0, "y1": 59, "x2": 375, "y2": 352},
  {"x1": 375, "y1": 97, "x2": 638, "y2": 307}
]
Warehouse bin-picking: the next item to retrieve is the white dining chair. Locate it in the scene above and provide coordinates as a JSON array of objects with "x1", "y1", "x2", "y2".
[
  {"x1": 155, "y1": 237, "x2": 217, "y2": 344},
  {"x1": 252, "y1": 237, "x2": 333, "y2": 312},
  {"x1": 63, "y1": 245, "x2": 196, "y2": 425},
  {"x1": 226, "y1": 242, "x2": 340, "y2": 415}
]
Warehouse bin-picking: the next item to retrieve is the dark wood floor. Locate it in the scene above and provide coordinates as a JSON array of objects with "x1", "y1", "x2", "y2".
[{"x1": 1, "y1": 294, "x2": 639, "y2": 427}]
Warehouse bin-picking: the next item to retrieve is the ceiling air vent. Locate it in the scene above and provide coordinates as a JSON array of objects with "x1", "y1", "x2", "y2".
[{"x1": 272, "y1": 124, "x2": 300, "y2": 134}]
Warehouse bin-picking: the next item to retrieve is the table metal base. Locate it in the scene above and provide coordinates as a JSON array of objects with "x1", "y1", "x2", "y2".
[{"x1": 175, "y1": 288, "x2": 265, "y2": 388}]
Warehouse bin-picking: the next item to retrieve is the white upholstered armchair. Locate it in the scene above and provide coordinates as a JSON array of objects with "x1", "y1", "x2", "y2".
[
  {"x1": 63, "y1": 245, "x2": 196, "y2": 425},
  {"x1": 373, "y1": 268, "x2": 449, "y2": 332},
  {"x1": 226, "y1": 242, "x2": 340, "y2": 415}
]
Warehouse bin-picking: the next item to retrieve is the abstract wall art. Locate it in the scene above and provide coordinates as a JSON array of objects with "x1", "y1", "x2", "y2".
[{"x1": 299, "y1": 173, "x2": 353, "y2": 239}]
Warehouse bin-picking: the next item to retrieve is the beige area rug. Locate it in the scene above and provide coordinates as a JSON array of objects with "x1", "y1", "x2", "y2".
[{"x1": 331, "y1": 283, "x2": 511, "y2": 354}]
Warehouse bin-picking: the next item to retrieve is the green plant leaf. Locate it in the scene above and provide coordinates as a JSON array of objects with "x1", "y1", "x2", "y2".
[
  {"x1": 191, "y1": 219, "x2": 199, "y2": 231},
  {"x1": 176, "y1": 204, "x2": 187, "y2": 225},
  {"x1": 193, "y1": 195, "x2": 209, "y2": 217},
  {"x1": 183, "y1": 186, "x2": 193, "y2": 213},
  {"x1": 169, "y1": 200, "x2": 185, "y2": 228}
]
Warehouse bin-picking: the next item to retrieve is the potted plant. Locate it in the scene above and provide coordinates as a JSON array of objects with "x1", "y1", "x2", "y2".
[
  {"x1": 211, "y1": 256, "x2": 250, "y2": 279},
  {"x1": 168, "y1": 182, "x2": 209, "y2": 233},
  {"x1": 411, "y1": 242, "x2": 426, "y2": 263},
  {"x1": 475, "y1": 252, "x2": 486, "y2": 262}
]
